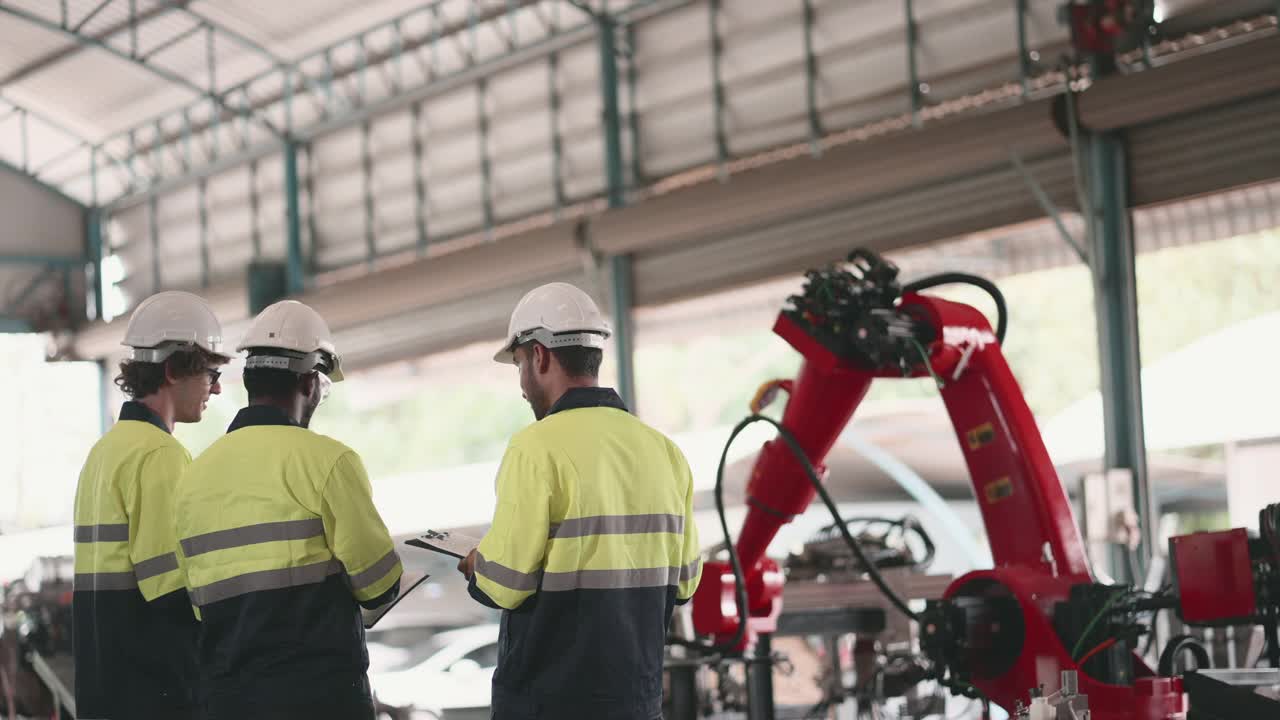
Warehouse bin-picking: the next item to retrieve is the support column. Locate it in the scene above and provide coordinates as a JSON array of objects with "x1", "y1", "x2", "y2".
[
  {"x1": 746, "y1": 632, "x2": 776, "y2": 720},
  {"x1": 1086, "y1": 130, "x2": 1152, "y2": 578},
  {"x1": 610, "y1": 255, "x2": 636, "y2": 411},
  {"x1": 283, "y1": 141, "x2": 304, "y2": 295},
  {"x1": 149, "y1": 195, "x2": 161, "y2": 293},
  {"x1": 86, "y1": 208, "x2": 104, "y2": 322},
  {"x1": 98, "y1": 358, "x2": 112, "y2": 435},
  {"x1": 598, "y1": 15, "x2": 625, "y2": 209},
  {"x1": 667, "y1": 662, "x2": 698, "y2": 720},
  {"x1": 598, "y1": 14, "x2": 637, "y2": 411}
]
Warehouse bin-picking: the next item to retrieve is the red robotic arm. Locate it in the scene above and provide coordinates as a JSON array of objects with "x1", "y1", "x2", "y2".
[{"x1": 689, "y1": 249, "x2": 1185, "y2": 719}]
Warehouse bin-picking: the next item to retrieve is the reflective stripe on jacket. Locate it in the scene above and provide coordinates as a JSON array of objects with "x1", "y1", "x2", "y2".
[
  {"x1": 469, "y1": 387, "x2": 702, "y2": 718},
  {"x1": 174, "y1": 405, "x2": 402, "y2": 714},
  {"x1": 72, "y1": 401, "x2": 200, "y2": 719}
]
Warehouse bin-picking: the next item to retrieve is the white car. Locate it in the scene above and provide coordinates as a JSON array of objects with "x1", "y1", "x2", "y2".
[{"x1": 370, "y1": 623, "x2": 500, "y2": 718}]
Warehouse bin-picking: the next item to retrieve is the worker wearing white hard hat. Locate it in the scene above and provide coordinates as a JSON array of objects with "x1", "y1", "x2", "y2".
[
  {"x1": 73, "y1": 290, "x2": 230, "y2": 720},
  {"x1": 460, "y1": 282, "x2": 702, "y2": 720},
  {"x1": 173, "y1": 300, "x2": 400, "y2": 720},
  {"x1": 492, "y1": 280, "x2": 613, "y2": 365}
]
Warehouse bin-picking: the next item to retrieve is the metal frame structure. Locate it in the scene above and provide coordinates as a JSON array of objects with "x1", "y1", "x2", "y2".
[
  {"x1": 3, "y1": 0, "x2": 676, "y2": 207},
  {"x1": 0, "y1": 0, "x2": 1078, "y2": 208}
]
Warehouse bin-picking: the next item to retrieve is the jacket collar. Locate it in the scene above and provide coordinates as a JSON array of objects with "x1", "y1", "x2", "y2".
[
  {"x1": 228, "y1": 405, "x2": 300, "y2": 433},
  {"x1": 545, "y1": 387, "x2": 629, "y2": 417},
  {"x1": 119, "y1": 401, "x2": 171, "y2": 434}
]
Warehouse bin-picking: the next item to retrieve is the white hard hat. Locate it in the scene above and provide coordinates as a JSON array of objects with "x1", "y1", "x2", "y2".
[
  {"x1": 122, "y1": 291, "x2": 228, "y2": 363},
  {"x1": 236, "y1": 300, "x2": 344, "y2": 382},
  {"x1": 494, "y1": 282, "x2": 611, "y2": 364}
]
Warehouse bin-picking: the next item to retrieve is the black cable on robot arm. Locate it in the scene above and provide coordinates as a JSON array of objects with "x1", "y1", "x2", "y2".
[
  {"x1": 713, "y1": 415, "x2": 920, "y2": 645},
  {"x1": 1158, "y1": 634, "x2": 1211, "y2": 677},
  {"x1": 901, "y1": 515, "x2": 937, "y2": 570},
  {"x1": 901, "y1": 272, "x2": 1009, "y2": 345},
  {"x1": 830, "y1": 515, "x2": 936, "y2": 571},
  {"x1": 710, "y1": 416, "x2": 756, "y2": 654}
]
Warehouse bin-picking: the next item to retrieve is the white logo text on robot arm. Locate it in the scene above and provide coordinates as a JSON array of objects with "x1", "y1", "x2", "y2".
[{"x1": 942, "y1": 326, "x2": 998, "y2": 349}]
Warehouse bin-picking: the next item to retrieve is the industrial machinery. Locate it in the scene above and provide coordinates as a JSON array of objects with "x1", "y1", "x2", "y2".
[
  {"x1": 1, "y1": 555, "x2": 75, "y2": 719},
  {"x1": 1062, "y1": 0, "x2": 1154, "y2": 55},
  {"x1": 671, "y1": 248, "x2": 1280, "y2": 719}
]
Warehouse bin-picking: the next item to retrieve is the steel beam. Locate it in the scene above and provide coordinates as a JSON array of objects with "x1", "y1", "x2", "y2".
[
  {"x1": 598, "y1": 16, "x2": 626, "y2": 208},
  {"x1": 905, "y1": 0, "x2": 922, "y2": 127},
  {"x1": 548, "y1": 52, "x2": 566, "y2": 213},
  {"x1": 97, "y1": 359, "x2": 112, "y2": 433},
  {"x1": 390, "y1": 18, "x2": 405, "y2": 93},
  {"x1": 20, "y1": 108, "x2": 29, "y2": 172},
  {"x1": 62, "y1": 267, "x2": 72, "y2": 323},
  {"x1": 138, "y1": 21, "x2": 203, "y2": 63},
  {"x1": 177, "y1": 6, "x2": 332, "y2": 107},
  {"x1": 1017, "y1": 0, "x2": 1031, "y2": 97},
  {"x1": 1009, "y1": 150, "x2": 1087, "y2": 264},
  {"x1": 0, "y1": 4, "x2": 283, "y2": 139},
  {"x1": 283, "y1": 143, "x2": 304, "y2": 295},
  {"x1": 1086, "y1": 130, "x2": 1151, "y2": 578},
  {"x1": 361, "y1": 120, "x2": 376, "y2": 266},
  {"x1": 129, "y1": 0, "x2": 138, "y2": 56},
  {"x1": 598, "y1": 13, "x2": 637, "y2": 411},
  {"x1": 0, "y1": 317, "x2": 33, "y2": 333},
  {"x1": 93, "y1": 0, "x2": 691, "y2": 209},
  {"x1": 4, "y1": 266, "x2": 58, "y2": 316},
  {"x1": 305, "y1": 144, "x2": 319, "y2": 273},
  {"x1": 74, "y1": 0, "x2": 115, "y2": 34},
  {"x1": 0, "y1": 156, "x2": 86, "y2": 208},
  {"x1": 625, "y1": 24, "x2": 644, "y2": 187},
  {"x1": 0, "y1": 93, "x2": 136, "y2": 189},
  {"x1": 90, "y1": 146, "x2": 99, "y2": 205},
  {"x1": 610, "y1": 253, "x2": 637, "y2": 412},
  {"x1": 708, "y1": 0, "x2": 728, "y2": 173},
  {"x1": 86, "y1": 208, "x2": 104, "y2": 322},
  {"x1": 0, "y1": 0, "x2": 184, "y2": 86},
  {"x1": 198, "y1": 178, "x2": 210, "y2": 287},
  {"x1": 477, "y1": 79, "x2": 494, "y2": 235},
  {"x1": 802, "y1": 0, "x2": 823, "y2": 154},
  {"x1": 0, "y1": 254, "x2": 84, "y2": 266},
  {"x1": 249, "y1": 158, "x2": 262, "y2": 258},
  {"x1": 30, "y1": 140, "x2": 90, "y2": 179},
  {"x1": 411, "y1": 102, "x2": 428, "y2": 255},
  {"x1": 97, "y1": 0, "x2": 529, "y2": 168},
  {"x1": 149, "y1": 195, "x2": 161, "y2": 292}
]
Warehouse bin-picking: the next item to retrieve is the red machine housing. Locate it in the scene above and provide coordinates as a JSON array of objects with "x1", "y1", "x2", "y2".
[
  {"x1": 1169, "y1": 529, "x2": 1258, "y2": 625},
  {"x1": 691, "y1": 290, "x2": 1187, "y2": 718},
  {"x1": 1065, "y1": 0, "x2": 1145, "y2": 53}
]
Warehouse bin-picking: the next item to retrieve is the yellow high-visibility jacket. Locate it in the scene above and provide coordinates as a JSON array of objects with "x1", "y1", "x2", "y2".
[
  {"x1": 469, "y1": 387, "x2": 702, "y2": 719},
  {"x1": 173, "y1": 405, "x2": 401, "y2": 715},
  {"x1": 72, "y1": 400, "x2": 200, "y2": 719}
]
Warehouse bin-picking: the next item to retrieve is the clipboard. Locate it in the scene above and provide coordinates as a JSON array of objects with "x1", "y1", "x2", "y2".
[
  {"x1": 405, "y1": 529, "x2": 481, "y2": 560},
  {"x1": 361, "y1": 570, "x2": 430, "y2": 629}
]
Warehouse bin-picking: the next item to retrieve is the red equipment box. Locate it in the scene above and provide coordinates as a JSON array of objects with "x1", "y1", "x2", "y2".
[{"x1": 1170, "y1": 528, "x2": 1258, "y2": 625}]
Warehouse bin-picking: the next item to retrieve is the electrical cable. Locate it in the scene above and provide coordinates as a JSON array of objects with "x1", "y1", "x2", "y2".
[
  {"x1": 708, "y1": 416, "x2": 759, "y2": 654},
  {"x1": 810, "y1": 516, "x2": 937, "y2": 572},
  {"x1": 1070, "y1": 589, "x2": 1130, "y2": 659},
  {"x1": 712, "y1": 415, "x2": 920, "y2": 658},
  {"x1": 902, "y1": 273, "x2": 1008, "y2": 344},
  {"x1": 1077, "y1": 637, "x2": 1119, "y2": 667},
  {"x1": 909, "y1": 337, "x2": 944, "y2": 389},
  {"x1": 1158, "y1": 634, "x2": 1211, "y2": 677}
]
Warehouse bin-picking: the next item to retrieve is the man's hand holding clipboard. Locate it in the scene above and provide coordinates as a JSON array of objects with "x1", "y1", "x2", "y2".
[{"x1": 404, "y1": 529, "x2": 482, "y2": 582}]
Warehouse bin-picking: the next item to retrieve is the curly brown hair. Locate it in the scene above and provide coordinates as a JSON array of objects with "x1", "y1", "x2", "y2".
[{"x1": 115, "y1": 347, "x2": 223, "y2": 399}]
